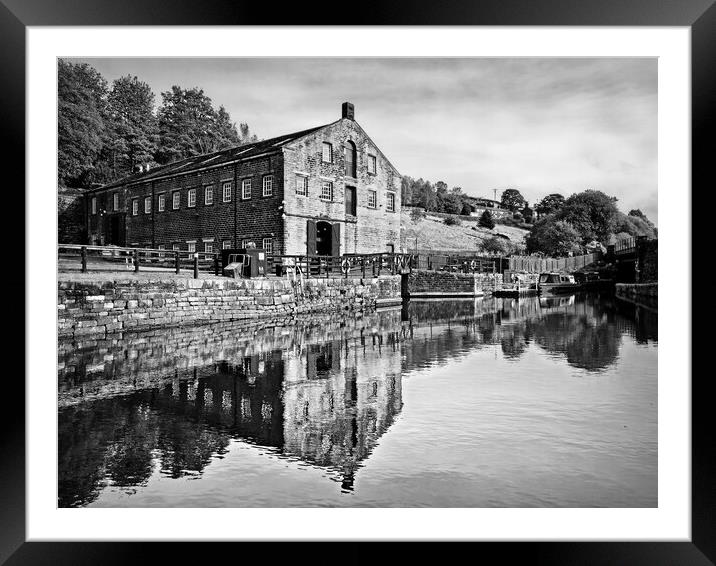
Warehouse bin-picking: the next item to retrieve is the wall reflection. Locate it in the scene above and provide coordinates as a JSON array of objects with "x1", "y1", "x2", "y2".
[{"x1": 58, "y1": 293, "x2": 656, "y2": 507}]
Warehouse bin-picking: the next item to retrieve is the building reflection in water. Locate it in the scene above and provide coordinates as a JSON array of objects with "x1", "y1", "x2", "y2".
[{"x1": 58, "y1": 293, "x2": 656, "y2": 507}]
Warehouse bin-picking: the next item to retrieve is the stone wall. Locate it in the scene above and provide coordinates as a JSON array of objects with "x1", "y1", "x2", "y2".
[
  {"x1": 615, "y1": 282, "x2": 658, "y2": 308},
  {"x1": 58, "y1": 275, "x2": 401, "y2": 339},
  {"x1": 407, "y1": 271, "x2": 502, "y2": 297}
]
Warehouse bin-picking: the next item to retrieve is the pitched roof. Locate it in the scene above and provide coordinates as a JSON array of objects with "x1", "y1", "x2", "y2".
[{"x1": 92, "y1": 122, "x2": 333, "y2": 192}]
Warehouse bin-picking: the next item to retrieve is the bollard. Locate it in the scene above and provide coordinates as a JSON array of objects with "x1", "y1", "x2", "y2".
[
  {"x1": 80, "y1": 246, "x2": 87, "y2": 273},
  {"x1": 193, "y1": 253, "x2": 199, "y2": 279},
  {"x1": 175, "y1": 251, "x2": 180, "y2": 274},
  {"x1": 134, "y1": 249, "x2": 140, "y2": 273}
]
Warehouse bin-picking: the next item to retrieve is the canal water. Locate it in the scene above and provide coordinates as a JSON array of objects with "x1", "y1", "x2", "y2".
[{"x1": 58, "y1": 293, "x2": 657, "y2": 508}]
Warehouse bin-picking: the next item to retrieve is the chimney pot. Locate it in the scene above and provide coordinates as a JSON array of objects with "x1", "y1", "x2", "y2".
[{"x1": 342, "y1": 102, "x2": 355, "y2": 120}]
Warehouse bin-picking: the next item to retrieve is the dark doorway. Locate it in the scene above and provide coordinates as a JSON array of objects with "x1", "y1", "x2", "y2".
[
  {"x1": 345, "y1": 186, "x2": 356, "y2": 216},
  {"x1": 315, "y1": 221, "x2": 332, "y2": 256}
]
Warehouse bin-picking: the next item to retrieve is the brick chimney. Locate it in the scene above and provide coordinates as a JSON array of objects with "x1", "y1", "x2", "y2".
[{"x1": 342, "y1": 102, "x2": 355, "y2": 120}]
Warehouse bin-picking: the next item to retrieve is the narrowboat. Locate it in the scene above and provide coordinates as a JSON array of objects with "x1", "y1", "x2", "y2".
[{"x1": 537, "y1": 272, "x2": 581, "y2": 294}]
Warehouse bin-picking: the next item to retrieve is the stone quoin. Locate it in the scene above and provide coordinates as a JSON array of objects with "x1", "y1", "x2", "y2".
[{"x1": 84, "y1": 102, "x2": 402, "y2": 257}]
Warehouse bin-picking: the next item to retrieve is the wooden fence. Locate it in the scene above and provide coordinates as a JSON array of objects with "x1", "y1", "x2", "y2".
[{"x1": 507, "y1": 253, "x2": 600, "y2": 273}]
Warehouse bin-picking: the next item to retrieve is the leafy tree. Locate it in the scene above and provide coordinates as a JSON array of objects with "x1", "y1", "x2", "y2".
[
  {"x1": 500, "y1": 189, "x2": 526, "y2": 211},
  {"x1": 409, "y1": 207, "x2": 425, "y2": 222},
  {"x1": 478, "y1": 210, "x2": 495, "y2": 229},
  {"x1": 535, "y1": 193, "x2": 565, "y2": 216},
  {"x1": 58, "y1": 59, "x2": 108, "y2": 187},
  {"x1": 155, "y1": 86, "x2": 246, "y2": 164},
  {"x1": 614, "y1": 212, "x2": 657, "y2": 239},
  {"x1": 556, "y1": 189, "x2": 619, "y2": 244},
  {"x1": 401, "y1": 176, "x2": 415, "y2": 205},
  {"x1": 100, "y1": 75, "x2": 158, "y2": 180},
  {"x1": 481, "y1": 235, "x2": 513, "y2": 255},
  {"x1": 525, "y1": 217, "x2": 583, "y2": 256}
]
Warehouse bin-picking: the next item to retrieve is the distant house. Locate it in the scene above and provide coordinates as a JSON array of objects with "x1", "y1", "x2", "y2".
[
  {"x1": 466, "y1": 196, "x2": 512, "y2": 220},
  {"x1": 84, "y1": 102, "x2": 401, "y2": 257}
]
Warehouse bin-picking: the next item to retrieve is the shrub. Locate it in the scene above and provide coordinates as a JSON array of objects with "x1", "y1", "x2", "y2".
[
  {"x1": 481, "y1": 235, "x2": 513, "y2": 255},
  {"x1": 409, "y1": 207, "x2": 425, "y2": 222},
  {"x1": 444, "y1": 216, "x2": 462, "y2": 226},
  {"x1": 478, "y1": 210, "x2": 495, "y2": 229}
]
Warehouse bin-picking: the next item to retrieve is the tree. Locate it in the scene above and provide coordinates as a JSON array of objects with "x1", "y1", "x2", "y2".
[
  {"x1": 481, "y1": 235, "x2": 513, "y2": 255},
  {"x1": 100, "y1": 75, "x2": 158, "y2": 181},
  {"x1": 58, "y1": 59, "x2": 108, "y2": 187},
  {"x1": 556, "y1": 189, "x2": 619, "y2": 244},
  {"x1": 155, "y1": 86, "x2": 248, "y2": 164},
  {"x1": 409, "y1": 207, "x2": 424, "y2": 222},
  {"x1": 478, "y1": 210, "x2": 495, "y2": 229},
  {"x1": 500, "y1": 189, "x2": 526, "y2": 212},
  {"x1": 535, "y1": 193, "x2": 565, "y2": 216},
  {"x1": 525, "y1": 217, "x2": 583, "y2": 256},
  {"x1": 614, "y1": 212, "x2": 657, "y2": 239}
]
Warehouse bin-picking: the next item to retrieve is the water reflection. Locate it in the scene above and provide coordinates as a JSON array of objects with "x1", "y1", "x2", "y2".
[{"x1": 58, "y1": 293, "x2": 656, "y2": 507}]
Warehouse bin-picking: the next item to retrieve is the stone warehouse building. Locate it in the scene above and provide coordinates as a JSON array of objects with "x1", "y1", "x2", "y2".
[{"x1": 85, "y1": 103, "x2": 402, "y2": 257}]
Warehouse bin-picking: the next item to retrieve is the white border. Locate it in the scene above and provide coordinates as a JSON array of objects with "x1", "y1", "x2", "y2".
[{"x1": 27, "y1": 27, "x2": 691, "y2": 541}]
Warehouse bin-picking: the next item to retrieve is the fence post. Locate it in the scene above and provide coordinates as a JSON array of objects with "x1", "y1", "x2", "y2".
[
  {"x1": 80, "y1": 246, "x2": 87, "y2": 273},
  {"x1": 134, "y1": 249, "x2": 140, "y2": 273},
  {"x1": 193, "y1": 253, "x2": 199, "y2": 279},
  {"x1": 361, "y1": 256, "x2": 366, "y2": 278},
  {"x1": 175, "y1": 251, "x2": 180, "y2": 274},
  {"x1": 214, "y1": 254, "x2": 220, "y2": 276}
]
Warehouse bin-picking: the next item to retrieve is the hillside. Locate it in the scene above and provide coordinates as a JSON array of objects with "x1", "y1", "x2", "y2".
[{"x1": 401, "y1": 208, "x2": 531, "y2": 253}]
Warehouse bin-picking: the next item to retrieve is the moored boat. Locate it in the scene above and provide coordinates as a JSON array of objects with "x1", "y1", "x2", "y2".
[{"x1": 537, "y1": 272, "x2": 581, "y2": 294}]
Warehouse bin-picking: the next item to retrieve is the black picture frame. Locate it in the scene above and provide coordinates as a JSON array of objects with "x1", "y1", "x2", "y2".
[{"x1": 4, "y1": 0, "x2": 712, "y2": 563}]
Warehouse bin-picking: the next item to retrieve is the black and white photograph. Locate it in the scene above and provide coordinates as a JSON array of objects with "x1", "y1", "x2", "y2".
[{"x1": 55, "y1": 55, "x2": 659, "y2": 509}]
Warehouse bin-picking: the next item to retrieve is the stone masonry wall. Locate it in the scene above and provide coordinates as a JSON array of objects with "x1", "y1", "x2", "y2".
[
  {"x1": 407, "y1": 271, "x2": 502, "y2": 296},
  {"x1": 58, "y1": 275, "x2": 401, "y2": 339}
]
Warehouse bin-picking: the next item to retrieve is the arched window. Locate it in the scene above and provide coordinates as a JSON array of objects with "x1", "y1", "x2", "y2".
[{"x1": 344, "y1": 140, "x2": 357, "y2": 178}]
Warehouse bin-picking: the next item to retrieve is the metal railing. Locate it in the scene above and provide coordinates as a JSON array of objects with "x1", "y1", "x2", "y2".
[
  {"x1": 272, "y1": 253, "x2": 415, "y2": 279},
  {"x1": 58, "y1": 244, "x2": 220, "y2": 278}
]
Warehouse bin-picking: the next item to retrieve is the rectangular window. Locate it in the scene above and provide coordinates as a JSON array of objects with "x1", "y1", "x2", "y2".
[
  {"x1": 172, "y1": 243, "x2": 181, "y2": 251},
  {"x1": 188, "y1": 188, "x2": 196, "y2": 207},
  {"x1": 367, "y1": 189, "x2": 377, "y2": 209},
  {"x1": 242, "y1": 178, "x2": 252, "y2": 200},
  {"x1": 132, "y1": 199, "x2": 139, "y2": 216},
  {"x1": 204, "y1": 242, "x2": 213, "y2": 253},
  {"x1": 172, "y1": 191, "x2": 180, "y2": 210},
  {"x1": 262, "y1": 175, "x2": 273, "y2": 197},
  {"x1": 223, "y1": 181, "x2": 232, "y2": 202},
  {"x1": 320, "y1": 181, "x2": 333, "y2": 202},
  {"x1": 158, "y1": 193, "x2": 165, "y2": 212},
  {"x1": 157, "y1": 245, "x2": 165, "y2": 250},
  {"x1": 91, "y1": 197, "x2": 97, "y2": 215},
  {"x1": 322, "y1": 142, "x2": 333, "y2": 163},
  {"x1": 241, "y1": 239, "x2": 252, "y2": 248},
  {"x1": 187, "y1": 241, "x2": 196, "y2": 253},
  {"x1": 387, "y1": 192, "x2": 396, "y2": 212},
  {"x1": 113, "y1": 193, "x2": 119, "y2": 211},
  {"x1": 368, "y1": 154, "x2": 377, "y2": 174},
  {"x1": 205, "y1": 186, "x2": 213, "y2": 205},
  {"x1": 144, "y1": 196, "x2": 152, "y2": 214},
  {"x1": 296, "y1": 175, "x2": 308, "y2": 196},
  {"x1": 262, "y1": 238, "x2": 273, "y2": 254},
  {"x1": 345, "y1": 186, "x2": 357, "y2": 216},
  {"x1": 222, "y1": 240, "x2": 232, "y2": 250}
]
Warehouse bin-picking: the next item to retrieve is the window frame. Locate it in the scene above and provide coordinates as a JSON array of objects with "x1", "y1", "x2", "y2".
[
  {"x1": 186, "y1": 241, "x2": 196, "y2": 253},
  {"x1": 204, "y1": 241, "x2": 214, "y2": 253},
  {"x1": 262, "y1": 175, "x2": 273, "y2": 197},
  {"x1": 144, "y1": 196, "x2": 152, "y2": 214},
  {"x1": 205, "y1": 185, "x2": 214, "y2": 205},
  {"x1": 187, "y1": 188, "x2": 197, "y2": 208},
  {"x1": 386, "y1": 191, "x2": 396, "y2": 213},
  {"x1": 262, "y1": 238, "x2": 273, "y2": 254},
  {"x1": 113, "y1": 193, "x2": 119, "y2": 211},
  {"x1": 172, "y1": 191, "x2": 180, "y2": 210},
  {"x1": 222, "y1": 240, "x2": 232, "y2": 250},
  {"x1": 158, "y1": 193, "x2": 165, "y2": 212},
  {"x1": 242, "y1": 178, "x2": 252, "y2": 200},
  {"x1": 223, "y1": 181, "x2": 232, "y2": 203},
  {"x1": 368, "y1": 154, "x2": 377, "y2": 175},
  {"x1": 320, "y1": 181, "x2": 333, "y2": 202},
  {"x1": 132, "y1": 198, "x2": 139, "y2": 216},
  {"x1": 91, "y1": 197, "x2": 97, "y2": 215},
  {"x1": 296, "y1": 175, "x2": 308, "y2": 196},
  {"x1": 322, "y1": 142, "x2": 333, "y2": 163},
  {"x1": 367, "y1": 189, "x2": 377, "y2": 209}
]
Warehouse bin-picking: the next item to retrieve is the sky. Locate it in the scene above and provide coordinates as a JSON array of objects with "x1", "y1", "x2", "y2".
[{"x1": 72, "y1": 57, "x2": 658, "y2": 224}]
